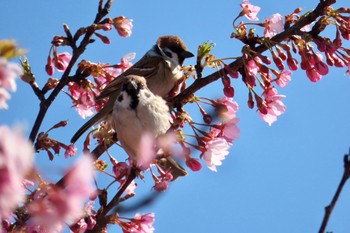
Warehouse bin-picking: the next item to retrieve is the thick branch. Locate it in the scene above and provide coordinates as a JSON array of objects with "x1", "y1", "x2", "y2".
[
  {"x1": 319, "y1": 154, "x2": 350, "y2": 233},
  {"x1": 171, "y1": 0, "x2": 336, "y2": 106}
]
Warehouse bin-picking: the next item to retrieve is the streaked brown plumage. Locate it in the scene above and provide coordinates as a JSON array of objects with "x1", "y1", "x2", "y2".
[
  {"x1": 71, "y1": 36, "x2": 193, "y2": 179},
  {"x1": 71, "y1": 35, "x2": 194, "y2": 143}
]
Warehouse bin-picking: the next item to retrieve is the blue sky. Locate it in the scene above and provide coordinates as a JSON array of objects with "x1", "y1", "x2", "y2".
[{"x1": 2, "y1": 0, "x2": 350, "y2": 232}]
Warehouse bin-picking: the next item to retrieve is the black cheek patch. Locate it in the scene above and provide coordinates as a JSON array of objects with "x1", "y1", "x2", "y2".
[{"x1": 118, "y1": 95, "x2": 123, "y2": 102}]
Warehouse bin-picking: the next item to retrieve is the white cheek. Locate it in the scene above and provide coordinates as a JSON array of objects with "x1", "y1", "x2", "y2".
[{"x1": 115, "y1": 91, "x2": 132, "y2": 109}]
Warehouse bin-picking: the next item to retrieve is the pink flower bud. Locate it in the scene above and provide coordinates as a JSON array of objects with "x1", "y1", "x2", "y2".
[
  {"x1": 332, "y1": 53, "x2": 346, "y2": 67},
  {"x1": 224, "y1": 86, "x2": 235, "y2": 98},
  {"x1": 258, "y1": 54, "x2": 271, "y2": 64},
  {"x1": 186, "y1": 158, "x2": 202, "y2": 171},
  {"x1": 221, "y1": 75, "x2": 231, "y2": 87},
  {"x1": 325, "y1": 52, "x2": 334, "y2": 66},
  {"x1": 154, "y1": 180, "x2": 169, "y2": 192},
  {"x1": 94, "y1": 32, "x2": 111, "y2": 44},
  {"x1": 224, "y1": 64, "x2": 239, "y2": 78},
  {"x1": 256, "y1": 96, "x2": 268, "y2": 114},
  {"x1": 45, "y1": 56, "x2": 54, "y2": 76},
  {"x1": 306, "y1": 68, "x2": 322, "y2": 82},
  {"x1": 248, "y1": 92, "x2": 254, "y2": 109},
  {"x1": 315, "y1": 61, "x2": 329, "y2": 75},
  {"x1": 340, "y1": 26, "x2": 350, "y2": 40},
  {"x1": 287, "y1": 51, "x2": 298, "y2": 70},
  {"x1": 272, "y1": 51, "x2": 284, "y2": 70},
  {"x1": 276, "y1": 46, "x2": 287, "y2": 60},
  {"x1": 64, "y1": 144, "x2": 77, "y2": 158},
  {"x1": 333, "y1": 29, "x2": 343, "y2": 48},
  {"x1": 97, "y1": 23, "x2": 113, "y2": 31}
]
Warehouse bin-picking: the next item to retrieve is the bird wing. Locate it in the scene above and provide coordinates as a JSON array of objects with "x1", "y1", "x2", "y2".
[{"x1": 97, "y1": 55, "x2": 164, "y2": 100}]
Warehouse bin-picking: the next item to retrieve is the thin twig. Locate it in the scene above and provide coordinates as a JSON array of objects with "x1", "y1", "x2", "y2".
[
  {"x1": 319, "y1": 154, "x2": 350, "y2": 233},
  {"x1": 29, "y1": 80, "x2": 45, "y2": 102},
  {"x1": 28, "y1": 1, "x2": 114, "y2": 143}
]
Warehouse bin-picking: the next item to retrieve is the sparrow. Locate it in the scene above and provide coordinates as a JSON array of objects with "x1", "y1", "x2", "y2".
[
  {"x1": 112, "y1": 75, "x2": 187, "y2": 179},
  {"x1": 71, "y1": 35, "x2": 194, "y2": 143}
]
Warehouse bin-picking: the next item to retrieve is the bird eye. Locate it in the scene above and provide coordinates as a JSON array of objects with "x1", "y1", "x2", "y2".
[{"x1": 164, "y1": 51, "x2": 172, "y2": 58}]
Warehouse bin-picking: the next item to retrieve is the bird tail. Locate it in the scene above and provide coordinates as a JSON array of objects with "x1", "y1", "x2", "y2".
[{"x1": 71, "y1": 104, "x2": 112, "y2": 143}]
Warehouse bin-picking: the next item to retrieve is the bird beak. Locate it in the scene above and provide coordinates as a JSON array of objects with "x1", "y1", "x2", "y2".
[{"x1": 180, "y1": 50, "x2": 195, "y2": 58}]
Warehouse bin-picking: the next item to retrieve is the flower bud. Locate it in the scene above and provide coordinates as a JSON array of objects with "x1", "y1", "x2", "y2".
[
  {"x1": 154, "y1": 180, "x2": 169, "y2": 192},
  {"x1": 186, "y1": 158, "x2": 202, "y2": 171},
  {"x1": 45, "y1": 56, "x2": 54, "y2": 76},
  {"x1": 255, "y1": 95, "x2": 268, "y2": 114},
  {"x1": 248, "y1": 91, "x2": 254, "y2": 109},
  {"x1": 272, "y1": 50, "x2": 284, "y2": 70},
  {"x1": 224, "y1": 86, "x2": 235, "y2": 98},
  {"x1": 221, "y1": 75, "x2": 231, "y2": 87},
  {"x1": 224, "y1": 64, "x2": 239, "y2": 78},
  {"x1": 276, "y1": 46, "x2": 287, "y2": 60},
  {"x1": 94, "y1": 32, "x2": 111, "y2": 44},
  {"x1": 44, "y1": 77, "x2": 59, "y2": 91},
  {"x1": 286, "y1": 51, "x2": 298, "y2": 70}
]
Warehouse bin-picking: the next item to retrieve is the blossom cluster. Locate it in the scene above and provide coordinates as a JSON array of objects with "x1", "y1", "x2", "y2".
[
  {"x1": 3, "y1": 0, "x2": 350, "y2": 232},
  {"x1": 0, "y1": 124, "x2": 95, "y2": 232},
  {"x1": 232, "y1": 0, "x2": 350, "y2": 125},
  {"x1": 0, "y1": 125, "x2": 33, "y2": 220},
  {"x1": 0, "y1": 48, "x2": 23, "y2": 109}
]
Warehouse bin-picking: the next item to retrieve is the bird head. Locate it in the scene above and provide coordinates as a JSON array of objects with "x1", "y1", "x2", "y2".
[{"x1": 156, "y1": 35, "x2": 194, "y2": 65}]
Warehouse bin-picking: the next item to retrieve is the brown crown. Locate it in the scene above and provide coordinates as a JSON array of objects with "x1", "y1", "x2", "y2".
[{"x1": 157, "y1": 35, "x2": 188, "y2": 51}]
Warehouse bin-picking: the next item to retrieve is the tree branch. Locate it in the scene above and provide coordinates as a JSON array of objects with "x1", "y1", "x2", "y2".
[
  {"x1": 319, "y1": 154, "x2": 350, "y2": 233},
  {"x1": 86, "y1": 168, "x2": 137, "y2": 232},
  {"x1": 171, "y1": 0, "x2": 336, "y2": 106},
  {"x1": 28, "y1": 1, "x2": 114, "y2": 143}
]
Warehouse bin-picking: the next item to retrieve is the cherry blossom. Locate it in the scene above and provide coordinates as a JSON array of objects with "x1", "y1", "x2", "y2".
[
  {"x1": 53, "y1": 52, "x2": 72, "y2": 72},
  {"x1": 259, "y1": 87, "x2": 286, "y2": 126},
  {"x1": 64, "y1": 144, "x2": 77, "y2": 158},
  {"x1": 0, "y1": 58, "x2": 22, "y2": 91},
  {"x1": 201, "y1": 137, "x2": 231, "y2": 172},
  {"x1": 123, "y1": 180, "x2": 137, "y2": 195},
  {"x1": 214, "y1": 97, "x2": 239, "y2": 121},
  {"x1": 68, "y1": 81, "x2": 96, "y2": 119},
  {"x1": 113, "y1": 16, "x2": 133, "y2": 37},
  {"x1": 137, "y1": 133, "x2": 156, "y2": 171},
  {"x1": 276, "y1": 70, "x2": 292, "y2": 87},
  {"x1": 0, "y1": 58, "x2": 22, "y2": 109},
  {"x1": 0, "y1": 88, "x2": 10, "y2": 109},
  {"x1": 119, "y1": 213, "x2": 155, "y2": 233},
  {"x1": 264, "y1": 13, "x2": 284, "y2": 38},
  {"x1": 28, "y1": 155, "x2": 95, "y2": 232},
  {"x1": 0, "y1": 125, "x2": 34, "y2": 218},
  {"x1": 222, "y1": 118, "x2": 241, "y2": 143},
  {"x1": 240, "y1": 0, "x2": 261, "y2": 21}
]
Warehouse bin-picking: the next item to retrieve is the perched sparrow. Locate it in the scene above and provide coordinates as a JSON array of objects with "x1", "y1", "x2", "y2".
[
  {"x1": 71, "y1": 35, "x2": 194, "y2": 143},
  {"x1": 112, "y1": 75, "x2": 187, "y2": 178}
]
